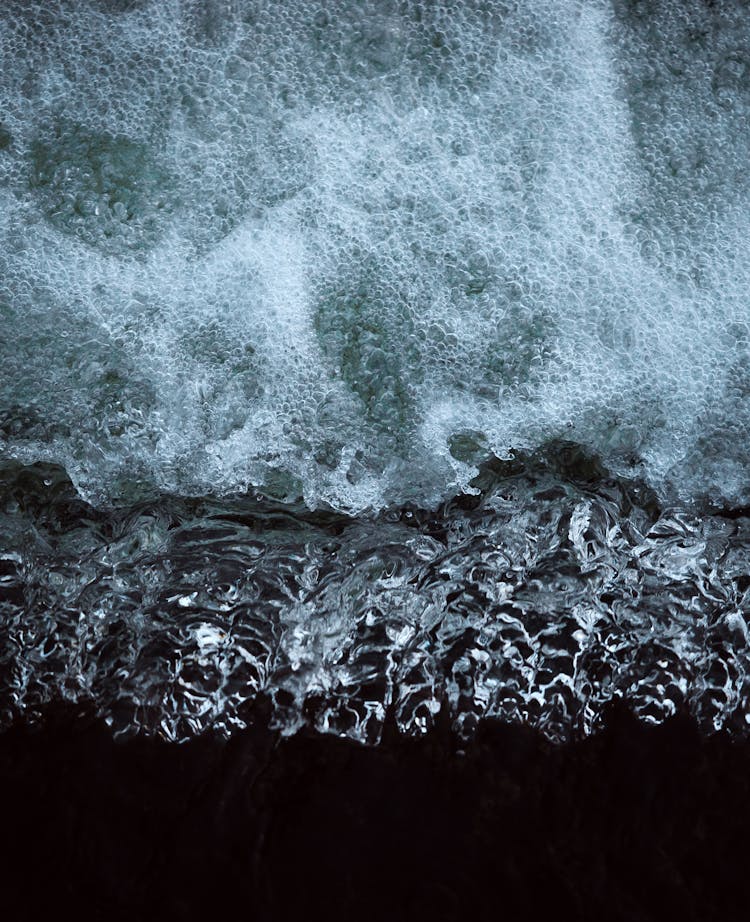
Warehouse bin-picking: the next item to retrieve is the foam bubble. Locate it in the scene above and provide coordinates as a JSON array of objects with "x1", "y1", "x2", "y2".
[{"x1": 1, "y1": 0, "x2": 749, "y2": 510}]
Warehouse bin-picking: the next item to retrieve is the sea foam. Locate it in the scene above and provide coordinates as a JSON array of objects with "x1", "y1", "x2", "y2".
[{"x1": 1, "y1": 0, "x2": 749, "y2": 511}]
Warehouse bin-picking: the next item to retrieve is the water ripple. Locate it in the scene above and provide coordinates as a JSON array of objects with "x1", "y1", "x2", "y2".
[{"x1": 2, "y1": 462, "x2": 750, "y2": 743}]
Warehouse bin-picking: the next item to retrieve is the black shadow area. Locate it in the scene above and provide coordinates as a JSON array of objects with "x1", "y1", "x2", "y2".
[{"x1": 0, "y1": 703, "x2": 748, "y2": 922}]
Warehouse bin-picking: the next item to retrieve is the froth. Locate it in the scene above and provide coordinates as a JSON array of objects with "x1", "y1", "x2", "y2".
[{"x1": 1, "y1": 0, "x2": 749, "y2": 510}]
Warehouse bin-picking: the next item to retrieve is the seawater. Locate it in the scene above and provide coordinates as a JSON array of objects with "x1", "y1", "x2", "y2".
[{"x1": 1, "y1": 1, "x2": 750, "y2": 741}]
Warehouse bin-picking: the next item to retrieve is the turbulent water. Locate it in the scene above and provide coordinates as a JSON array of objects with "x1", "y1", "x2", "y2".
[
  {"x1": 2, "y1": 459, "x2": 750, "y2": 743},
  {"x1": 2, "y1": 0, "x2": 750, "y2": 741}
]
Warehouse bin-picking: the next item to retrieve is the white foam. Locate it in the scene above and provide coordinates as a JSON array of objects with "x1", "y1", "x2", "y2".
[{"x1": 1, "y1": 0, "x2": 749, "y2": 509}]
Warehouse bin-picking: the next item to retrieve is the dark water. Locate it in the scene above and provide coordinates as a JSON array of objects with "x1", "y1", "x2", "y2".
[
  {"x1": 2, "y1": 702, "x2": 748, "y2": 921},
  {"x1": 2, "y1": 456, "x2": 750, "y2": 743}
]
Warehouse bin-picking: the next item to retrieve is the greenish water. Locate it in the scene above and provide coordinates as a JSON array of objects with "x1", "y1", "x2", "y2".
[{"x1": 1, "y1": 0, "x2": 749, "y2": 510}]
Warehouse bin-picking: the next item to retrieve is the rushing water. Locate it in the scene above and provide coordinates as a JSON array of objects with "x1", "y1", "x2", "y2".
[
  {"x1": 1, "y1": 0, "x2": 750, "y2": 741},
  {"x1": 2, "y1": 457, "x2": 750, "y2": 742}
]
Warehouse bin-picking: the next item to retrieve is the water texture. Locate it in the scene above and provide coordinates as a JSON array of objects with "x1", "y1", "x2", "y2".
[
  {"x1": 1, "y1": 460, "x2": 749, "y2": 742},
  {"x1": 1, "y1": 0, "x2": 750, "y2": 510},
  {"x1": 2, "y1": 1, "x2": 750, "y2": 741}
]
